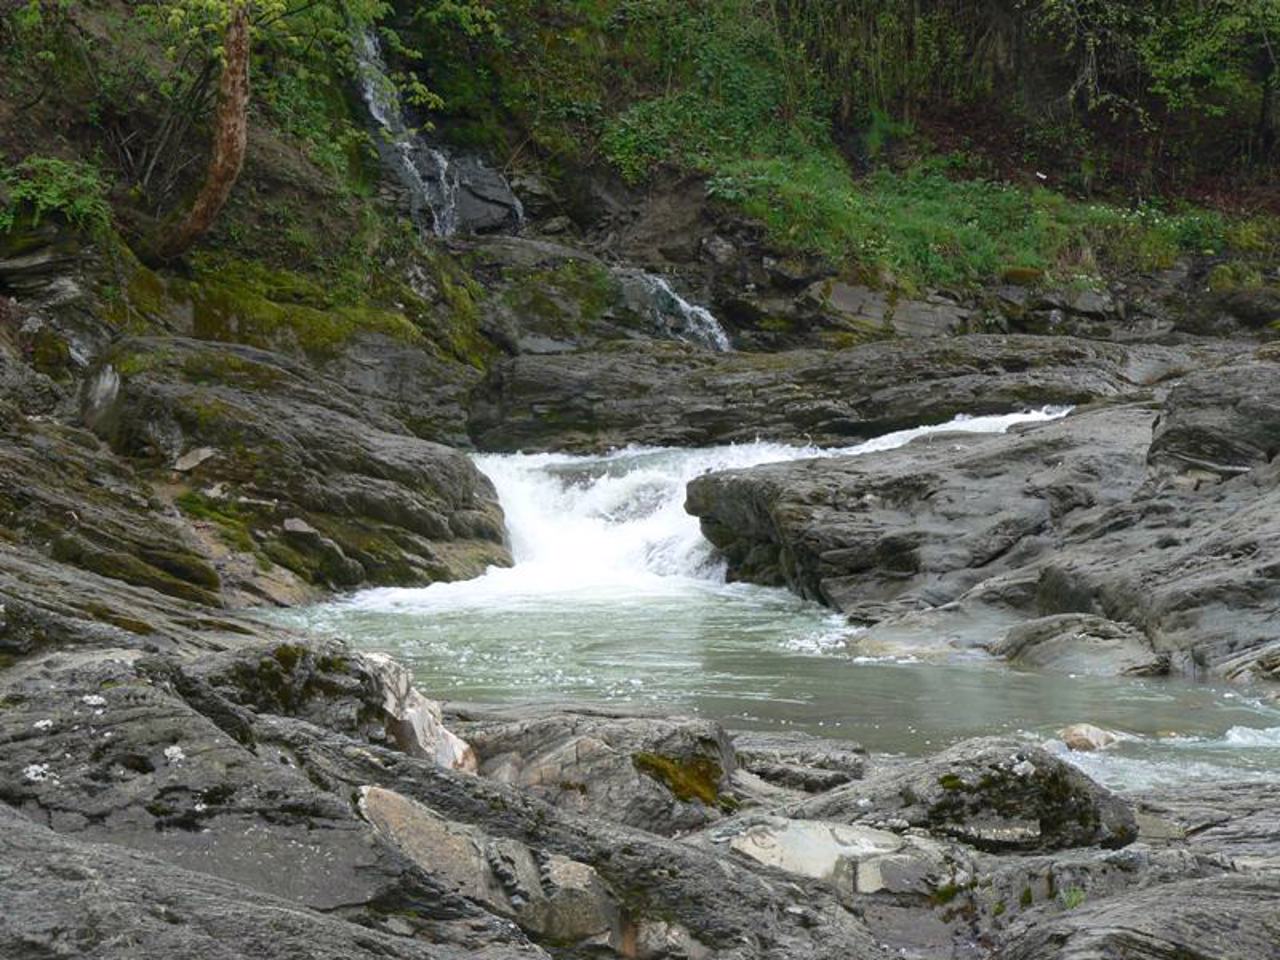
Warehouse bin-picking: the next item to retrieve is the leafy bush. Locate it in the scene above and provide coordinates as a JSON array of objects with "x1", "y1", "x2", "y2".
[{"x1": 0, "y1": 156, "x2": 112, "y2": 234}]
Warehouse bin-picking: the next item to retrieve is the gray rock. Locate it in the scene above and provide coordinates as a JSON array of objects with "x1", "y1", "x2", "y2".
[
  {"x1": 471, "y1": 335, "x2": 1149, "y2": 452},
  {"x1": 996, "y1": 872, "x2": 1280, "y2": 960},
  {"x1": 0, "y1": 803, "x2": 544, "y2": 960},
  {"x1": 687, "y1": 404, "x2": 1154, "y2": 617},
  {"x1": 686, "y1": 380, "x2": 1280, "y2": 679},
  {"x1": 1147, "y1": 357, "x2": 1280, "y2": 482},
  {"x1": 85, "y1": 337, "x2": 510, "y2": 591},
  {"x1": 0, "y1": 649, "x2": 521, "y2": 943},
  {"x1": 787, "y1": 737, "x2": 1138, "y2": 853},
  {"x1": 455, "y1": 705, "x2": 736, "y2": 835},
  {"x1": 990, "y1": 614, "x2": 1168, "y2": 676},
  {"x1": 890, "y1": 295, "x2": 971, "y2": 338},
  {"x1": 1132, "y1": 781, "x2": 1280, "y2": 866},
  {"x1": 361, "y1": 785, "x2": 624, "y2": 950},
  {"x1": 256, "y1": 712, "x2": 889, "y2": 959},
  {"x1": 696, "y1": 814, "x2": 967, "y2": 899},
  {"x1": 731, "y1": 730, "x2": 867, "y2": 793}
]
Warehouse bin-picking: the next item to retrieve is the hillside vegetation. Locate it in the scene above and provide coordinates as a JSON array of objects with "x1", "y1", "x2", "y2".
[{"x1": 2, "y1": 0, "x2": 1279, "y2": 295}]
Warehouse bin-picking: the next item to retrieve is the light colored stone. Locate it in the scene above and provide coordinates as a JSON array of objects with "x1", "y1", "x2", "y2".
[
  {"x1": 719, "y1": 815, "x2": 960, "y2": 897},
  {"x1": 282, "y1": 516, "x2": 319, "y2": 536},
  {"x1": 360, "y1": 652, "x2": 476, "y2": 772},
  {"x1": 174, "y1": 446, "x2": 217, "y2": 472},
  {"x1": 1060, "y1": 723, "x2": 1120, "y2": 752},
  {"x1": 359, "y1": 786, "x2": 623, "y2": 948}
]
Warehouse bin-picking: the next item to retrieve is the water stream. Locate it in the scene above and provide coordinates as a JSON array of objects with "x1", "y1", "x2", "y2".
[
  {"x1": 280, "y1": 410, "x2": 1280, "y2": 791},
  {"x1": 354, "y1": 31, "x2": 520, "y2": 237}
]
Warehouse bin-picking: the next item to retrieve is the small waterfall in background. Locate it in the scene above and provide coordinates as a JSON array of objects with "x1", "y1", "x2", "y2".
[
  {"x1": 354, "y1": 31, "x2": 520, "y2": 238},
  {"x1": 616, "y1": 269, "x2": 733, "y2": 351}
]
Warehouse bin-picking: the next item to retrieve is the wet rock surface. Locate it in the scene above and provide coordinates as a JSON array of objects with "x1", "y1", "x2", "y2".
[
  {"x1": 469, "y1": 334, "x2": 1158, "y2": 452},
  {"x1": 85, "y1": 336, "x2": 510, "y2": 593},
  {"x1": 686, "y1": 366, "x2": 1280, "y2": 680},
  {"x1": 451, "y1": 704, "x2": 737, "y2": 835}
]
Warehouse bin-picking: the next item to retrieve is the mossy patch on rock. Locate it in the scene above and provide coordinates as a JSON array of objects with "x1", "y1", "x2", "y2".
[
  {"x1": 51, "y1": 533, "x2": 220, "y2": 606},
  {"x1": 632, "y1": 751, "x2": 726, "y2": 808}
]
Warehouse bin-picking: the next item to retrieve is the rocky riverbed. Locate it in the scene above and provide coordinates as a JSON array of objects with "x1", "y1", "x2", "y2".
[{"x1": 4, "y1": 204, "x2": 1280, "y2": 959}]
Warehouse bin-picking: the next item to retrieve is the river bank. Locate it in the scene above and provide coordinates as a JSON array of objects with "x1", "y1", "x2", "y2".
[{"x1": 4, "y1": 2, "x2": 1280, "y2": 951}]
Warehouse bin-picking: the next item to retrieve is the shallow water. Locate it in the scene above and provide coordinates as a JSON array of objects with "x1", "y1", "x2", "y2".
[{"x1": 277, "y1": 410, "x2": 1280, "y2": 792}]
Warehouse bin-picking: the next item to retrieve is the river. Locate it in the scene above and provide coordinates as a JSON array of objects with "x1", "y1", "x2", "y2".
[{"x1": 277, "y1": 410, "x2": 1280, "y2": 792}]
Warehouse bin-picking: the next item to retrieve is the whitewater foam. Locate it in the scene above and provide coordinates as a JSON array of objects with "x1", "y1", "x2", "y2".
[{"x1": 352, "y1": 407, "x2": 1071, "y2": 615}]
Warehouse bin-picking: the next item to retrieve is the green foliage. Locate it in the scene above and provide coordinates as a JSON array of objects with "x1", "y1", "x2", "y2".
[
  {"x1": 709, "y1": 152, "x2": 1245, "y2": 291},
  {"x1": 0, "y1": 156, "x2": 112, "y2": 234},
  {"x1": 1059, "y1": 886, "x2": 1087, "y2": 910}
]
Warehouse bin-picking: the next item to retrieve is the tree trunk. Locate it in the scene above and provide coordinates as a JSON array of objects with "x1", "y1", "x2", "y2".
[{"x1": 159, "y1": 2, "x2": 250, "y2": 259}]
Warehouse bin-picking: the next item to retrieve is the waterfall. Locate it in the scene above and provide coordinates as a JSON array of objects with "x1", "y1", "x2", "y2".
[
  {"x1": 353, "y1": 408, "x2": 1069, "y2": 612},
  {"x1": 617, "y1": 270, "x2": 733, "y2": 351},
  {"x1": 354, "y1": 31, "x2": 520, "y2": 238}
]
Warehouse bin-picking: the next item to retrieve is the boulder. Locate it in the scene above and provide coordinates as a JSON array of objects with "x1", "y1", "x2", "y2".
[
  {"x1": 787, "y1": 737, "x2": 1138, "y2": 853},
  {"x1": 361, "y1": 786, "x2": 624, "y2": 950},
  {"x1": 997, "y1": 872, "x2": 1280, "y2": 960},
  {"x1": 991, "y1": 614, "x2": 1167, "y2": 676},
  {"x1": 1057, "y1": 723, "x2": 1121, "y2": 752},
  {"x1": 686, "y1": 404, "x2": 1154, "y2": 617},
  {"x1": 83, "y1": 337, "x2": 510, "y2": 592},
  {"x1": 453, "y1": 705, "x2": 736, "y2": 835}
]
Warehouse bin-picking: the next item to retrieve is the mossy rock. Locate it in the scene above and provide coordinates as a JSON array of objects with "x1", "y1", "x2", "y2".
[
  {"x1": 632, "y1": 751, "x2": 730, "y2": 809},
  {"x1": 51, "y1": 533, "x2": 220, "y2": 606}
]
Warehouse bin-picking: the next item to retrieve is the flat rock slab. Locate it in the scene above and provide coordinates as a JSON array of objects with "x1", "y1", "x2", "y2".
[{"x1": 469, "y1": 334, "x2": 1161, "y2": 452}]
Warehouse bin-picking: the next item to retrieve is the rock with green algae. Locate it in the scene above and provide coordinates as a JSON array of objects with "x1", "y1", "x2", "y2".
[
  {"x1": 0, "y1": 346, "x2": 225, "y2": 608},
  {"x1": 786, "y1": 736, "x2": 1138, "y2": 853},
  {"x1": 81, "y1": 335, "x2": 510, "y2": 591},
  {"x1": 448, "y1": 703, "x2": 737, "y2": 836}
]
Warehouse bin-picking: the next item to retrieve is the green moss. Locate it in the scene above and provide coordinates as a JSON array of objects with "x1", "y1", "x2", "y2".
[
  {"x1": 51, "y1": 534, "x2": 220, "y2": 605},
  {"x1": 992, "y1": 900, "x2": 1006, "y2": 917},
  {"x1": 938, "y1": 773, "x2": 969, "y2": 791},
  {"x1": 1020, "y1": 887, "x2": 1034, "y2": 909},
  {"x1": 112, "y1": 349, "x2": 165, "y2": 378},
  {"x1": 172, "y1": 255, "x2": 424, "y2": 359},
  {"x1": 932, "y1": 883, "x2": 963, "y2": 905},
  {"x1": 78, "y1": 602, "x2": 156, "y2": 636},
  {"x1": 272, "y1": 643, "x2": 307, "y2": 673},
  {"x1": 174, "y1": 491, "x2": 258, "y2": 553},
  {"x1": 1060, "y1": 886, "x2": 1086, "y2": 910},
  {"x1": 632, "y1": 751, "x2": 727, "y2": 808}
]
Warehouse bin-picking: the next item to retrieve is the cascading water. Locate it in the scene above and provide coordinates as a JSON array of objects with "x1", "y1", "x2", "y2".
[
  {"x1": 617, "y1": 269, "x2": 733, "y2": 351},
  {"x1": 354, "y1": 31, "x2": 520, "y2": 237},
  {"x1": 277, "y1": 407, "x2": 1280, "y2": 790}
]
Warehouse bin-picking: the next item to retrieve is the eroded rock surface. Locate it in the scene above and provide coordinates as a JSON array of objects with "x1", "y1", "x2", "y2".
[
  {"x1": 787, "y1": 737, "x2": 1138, "y2": 853},
  {"x1": 452, "y1": 704, "x2": 737, "y2": 835},
  {"x1": 470, "y1": 335, "x2": 1155, "y2": 452},
  {"x1": 687, "y1": 365, "x2": 1280, "y2": 679},
  {"x1": 84, "y1": 336, "x2": 510, "y2": 592}
]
